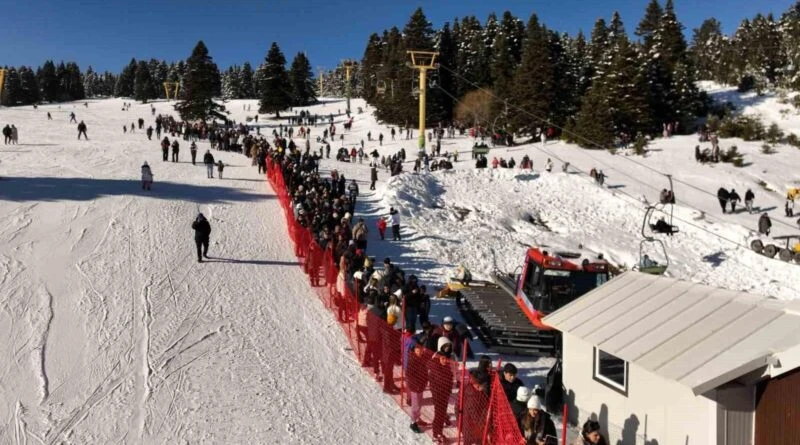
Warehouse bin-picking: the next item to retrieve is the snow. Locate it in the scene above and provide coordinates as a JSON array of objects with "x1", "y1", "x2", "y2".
[
  {"x1": 1, "y1": 81, "x2": 799, "y2": 442},
  {"x1": 0, "y1": 99, "x2": 427, "y2": 444},
  {"x1": 698, "y1": 80, "x2": 800, "y2": 136}
]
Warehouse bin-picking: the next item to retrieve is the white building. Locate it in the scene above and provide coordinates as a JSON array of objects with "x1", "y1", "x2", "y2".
[{"x1": 544, "y1": 272, "x2": 800, "y2": 445}]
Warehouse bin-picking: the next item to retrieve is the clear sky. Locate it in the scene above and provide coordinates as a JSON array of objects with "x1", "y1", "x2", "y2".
[{"x1": 0, "y1": 0, "x2": 795, "y2": 73}]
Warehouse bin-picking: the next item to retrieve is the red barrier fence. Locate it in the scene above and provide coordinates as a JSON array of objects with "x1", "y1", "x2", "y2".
[{"x1": 264, "y1": 157, "x2": 557, "y2": 444}]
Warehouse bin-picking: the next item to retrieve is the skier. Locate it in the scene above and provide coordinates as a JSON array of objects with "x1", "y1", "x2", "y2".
[
  {"x1": 161, "y1": 137, "x2": 170, "y2": 161},
  {"x1": 141, "y1": 161, "x2": 153, "y2": 190},
  {"x1": 77, "y1": 121, "x2": 88, "y2": 140},
  {"x1": 146, "y1": 126, "x2": 153, "y2": 140},
  {"x1": 138, "y1": 118, "x2": 144, "y2": 129},
  {"x1": 189, "y1": 142, "x2": 198, "y2": 165},
  {"x1": 370, "y1": 164, "x2": 378, "y2": 191},
  {"x1": 389, "y1": 207, "x2": 401, "y2": 241},
  {"x1": 596, "y1": 170, "x2": 606, "y2": 186},
  {"x1": 545, "y1": 158, "x2": 553, "y2": 173},
  {"x1": 3, "y1": 125, "x2": 11, "y2": 144},
  {"x1": 217, "y1": 160, "x2": 225, "y2": 179},
  {"x1": 130, "y1": 122, "x2": 135, "y2": 133},
  {"x1": 203, "y1": 150, "x2": 215, "y2": 178},
  {"x1": 758, "y1": 213, "x2": 772, "y2": 236},
  {"x1": 47, "y1": 112, "x2": 52, "y2": 120},
  {"x1": 192, "y1": 213, "x2": 212, "y2": 262},
  {"x1": 69, "y1": 112, "x2": 76, "y2": 123},
  {"x1": 728, "y1": 189, "x2": 741, "y2": 213},
  {"x1": 716, "y1": 187, "x2": 730, "y2": 214},
  {"x1": 379, "y1": 133, "x2": 384, "y2": 146},
  {"x1": 123, "y1": 124, "x2": 127, "y2": 134},
  {"x1": 171, "y1": 140, "x2": 180, "y2": 162},
  {"x1": 744, "y1": 189, "x2": 755, "y2": 213}
]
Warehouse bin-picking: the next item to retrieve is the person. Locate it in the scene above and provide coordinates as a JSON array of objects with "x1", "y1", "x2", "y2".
[
  {"x1": 758, "y1": 213, "x2": 772, "y2": 236},
  {"x1": 217, "y1": 160, "x2": 225, "y2": 179},
  {"x1": 717, "y1": 187, "x2": 730, "y2": 213},
  {"x1": 659, "y1": 188, "x2": 675, "y2": 205},
  {"x1": 500, "y1": 363, "x2": 525, "y2": 404},
  {"x1": 171, "y1": 140, "x2": 180, "y2": 162},
  {"x1": 77, "y1": 121, "x2": 88, "y2": 140},
  {"x1": 519, "y1": 395, "x2": 557, "y2": 445},
  {"x1": 545, "y1": 158, "x2": 553, "y2": 173},
  {"x1": 69, "y1": 112, "x2": 77, "y2": 123},
  {"x1": 455, "y1": 264, "x2": 472, "y2": 286},
  {"x1": 203, "y1": 150, "x2": 215, "y2": 178},
  {"x1": 140, "y1": 161, "x2": 153, "y2": 190},
  {"x1": 348, "y1": 179, "x2": 359, "y2": 202},
  {"x1": 389, "y1": 207, "x2": 401, "y2": 241},
  {"x1": 574, "y1": 420, "x2": 609, "y2": 445},
  {"x1": 639, "y1": 254, "x2": 658, "y2": 269},
  {"x1": 429, "y1": 337, "x2": 454, "y2": 443},
  {"x1": 652, "y1": 218, "x2": 675, "y2": 236},
  {"x1": 786, "y1": 197, "x2": 795, "y2": 217},
  {"x1": 190, "y1": 142, "x2": 198, "y2": 165},
  {"x1": 10, "y1": 125, "x2": 18, "y2": 144},
  {"x1": 407, "y1": 339, "x2": 430, "y2": 434},
  {"x1": 370, "y1": 164, "x2": 378, "y2": 190},
  {"x1": 353, "y1": 218, "x2": 368, "y2": 250},
  {"x1": 47, "y1": 112, "x2": 52, "y2": 120},
  {"x1": 745, "y1": 189, "x2": 755, "y2": 213},
  {"x1": 728, "y1": 189, "x2": 741, "y2": 213},
  {"x1": 596, "y1": 170, "x2": 605, "y2": 186},
  {"x1": 161, "y1": 137, "x2": 170, "y2": 161},
  {"x1": 146, "y1": 126, "x2": 154, "y2": 140},
  {"x1": 377, "y1": 216, "x2": 387, "y2": 240},
  {"x1": 3, "y1": 124, "x2": 11, "y2": 144},
  {"x1": 433, "y1": 316, "x2": 464, "y2": 358},
  {"x1": 192, "y1": 213, "x2": 212, "y2": 262},
  {"x1": 511, "y1": 386, "x2": 532, "y2": 422}
]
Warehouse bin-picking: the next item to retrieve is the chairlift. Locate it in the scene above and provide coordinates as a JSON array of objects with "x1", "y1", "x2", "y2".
[{"x1": 637, "y1": 205, "x2": 674, "y2": 275}]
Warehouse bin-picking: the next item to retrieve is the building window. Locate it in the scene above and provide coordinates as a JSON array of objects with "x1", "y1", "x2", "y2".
[{"x1": 593, "y1": 348, "x2": 628, "y2": 396}]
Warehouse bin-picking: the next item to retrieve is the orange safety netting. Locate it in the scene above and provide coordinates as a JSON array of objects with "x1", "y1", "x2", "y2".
[{"x1": 264, "y1": 156, "x2": 562, "y2": 445}]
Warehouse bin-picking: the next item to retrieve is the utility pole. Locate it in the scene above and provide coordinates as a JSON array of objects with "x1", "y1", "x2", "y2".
[
  {"x1": 407, "y1": 50, "x2": 439, "y2": 156},
  {"x1": 342, "y1": 59, "x2": 357, "y2": 115},
  {"x1": 0, "y1": 69, "x2": 6, "y2": 100}
]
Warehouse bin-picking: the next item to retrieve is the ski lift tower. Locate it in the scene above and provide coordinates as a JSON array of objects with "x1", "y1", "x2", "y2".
[
  {"x1": 407, "y1": 50, "x2": 439, "y2": 156},
  {"x1": 342, "y1": 59, "x2": 357, "y2": 114}
]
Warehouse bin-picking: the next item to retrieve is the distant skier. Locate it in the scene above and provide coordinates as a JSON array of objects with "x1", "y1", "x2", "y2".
[
  {"x1": 190, "y1": 142, "x2": 198, "y2": 165},
  {"x1": 77, "y1": 121, "x2": 88, "y2": 140},
  {"x1": 47, "y1": 112, "x2": 52, "y2": 120},
  {"x1": 69, "y1": 112, "x2": 77, "y2": 123},
  {"x1": 192, "y1": 213, "x2": 212, "y2": 262},
  {"x1": 758, "y1": 213, "x2": 772, "y2": 236},
  {"x1": 370, "y1": 164, "x2": 378, "y2": 190},
  {"x1": 146, "y1": 126, "x2": 153, "y2": 140},
  {"x1": 171, "y1": 140, "x2": 180, "y2": 162},
  {"x1": 141, "y1": 161, "x2": 153, "y2": 190},
  {"x1": 138, "y1": 118, "x2": 144, "y2": 129},
  {"x1": 545, "y1": 158, "x2": 553, "y2": 173},
  {"x1": 204, "y1": 150, "x2": 215, "y2": 178},
  {"x1": 717, "y1": 187, "x2": 730, "y2": 213}
]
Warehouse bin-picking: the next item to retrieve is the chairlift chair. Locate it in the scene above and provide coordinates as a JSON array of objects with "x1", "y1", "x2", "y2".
[{"x1": 638, "y1": 206, "x2": 671, "y2": 275}]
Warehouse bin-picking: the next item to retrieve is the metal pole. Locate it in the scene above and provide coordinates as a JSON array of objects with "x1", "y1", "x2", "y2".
[
  {"x1": 344, "y1": 63, "x2": 353, "y2": 115},
  {"x1": 562, "y1": 403, "x2": 569, "y2": 445},
  {"x1": 418, "y1": 68, "x2": 427, "y2": 156},
  {"x1": 456, "y1": 338, "x2": 469, "y2": 445}
]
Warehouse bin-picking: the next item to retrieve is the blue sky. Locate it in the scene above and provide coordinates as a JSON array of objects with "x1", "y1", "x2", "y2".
[{"x1": 0, "y1": 0, "x2": 795, "y2": 73}]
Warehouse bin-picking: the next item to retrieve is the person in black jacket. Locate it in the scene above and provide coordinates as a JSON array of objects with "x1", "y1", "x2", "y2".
[
  {"x1": 192, "y1": 213, "x2": 212, "y2": 262},
  {"x1": 745, "y1": 189, "x2": 755, "y2": 214},
  {"x1": 501, "y1": 363, "x2": 525, "y2": 404},
  {"x1": 520, "y1": 395, "x2": 557, "y2": 445},
  {"x1": 728, "y1": 189, "x2": 741, "y2": 213},
  {"x1": 77, "y1": 121, "x2": 88, "y2": 140},
  {"x1": 203, "y1": 150, "x2": 215, "y2": 178},
  {"x1": 717, "y1": 187, "x2": 729, "y2": 213}
]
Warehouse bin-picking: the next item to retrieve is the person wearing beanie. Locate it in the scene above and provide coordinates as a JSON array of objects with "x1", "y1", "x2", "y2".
[
  {"x1": 511, "y1": 386, "x2": 532, "y2": 422},
  {"x1": 501, "y1": 363, "x2": 525, "y2": 404},
  {"x1": 461, "y1": 369, "x2": 491, "y2": 444},
  {"x1": 520, "y1": 394, "x2": 557, "y2": 445},
  {"x1": 429, "y1": 336, "x2": 454, "y2": 442},
  {"x1": 433, "y1": 316, "x2": 464, "y2": 358},
  {"x1": 574, "y1": 419, "x2": 608, "y2": 445}
]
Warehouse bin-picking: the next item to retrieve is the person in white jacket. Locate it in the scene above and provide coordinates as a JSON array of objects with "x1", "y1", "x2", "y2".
[
  {"x1": 141, "y1": 161, "x2": 153, "y2": 190},
  {"x1": 389, "y1": 207, "x2": 401, "y2": 241}
]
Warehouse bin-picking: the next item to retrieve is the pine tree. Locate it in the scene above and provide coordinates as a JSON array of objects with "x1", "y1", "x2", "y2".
[
  {"x1": 588, "y1": 18, "x2": 610, "y2": 81},
  {"x1": 289, "y1": 52, "x2": 316, "y2": 106},
  {"x1": 83, "y1": 66, "x2": 97, "y2": 98},
  {"x1": 1, "y1": 68, "x2": 22, "y2": 106},
  {"x1": 38, "y1": 60, "x2": 59, "y2": 102},
  {"x1": 689, "y1": 19, "x2": 725, "y2": 81},
  {"x1": 134, "y1": 60, "x2": 156, "y2": 103},
  {"x1": 222, "y1": 65, "x2": 242, "y2": 99},
  {"x1": 509, "y1": 14, "x2": 554, "y2": 135},
  {"x1": 175, "y1": 41, "x2": 226, "y2": 121},
  {"x1": 570, "y1": 81, "x2": 615, "y2": 148},
  {"x1": 636, "y1": 0, "x2": 663, "y2": 49},
  {"x1": 437, "y1": 22, "x2": 457, "y2": 121},
  {"x1": 258, "y1": 42, "x2": 292, "y2": 117},
  {"x1": 240, "y1": 62, "x2": 255, "y2": 98},
  {"x1": 20, "y1": 67, "x2": 40, "y2": 104},
  {"x1": 115, "y1": 59, "x2": 137, "y2": 97},
  {"x1": 491, "y1": 16, "x2": 519, "y2": 111},
  {"x1": 653, "y1": 0, "x2": 687, "y2": 73},
  {"x1": 781, "y1": 1, "x2": 800, "y2": 89}
]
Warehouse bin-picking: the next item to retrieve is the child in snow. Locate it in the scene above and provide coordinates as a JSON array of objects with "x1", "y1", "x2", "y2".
[
  {"x1": 377, "y1": 217, "x2": 387, "y2": 240},
  {"x1": 217, "y1": 160, "x2": 225, "y2": 179}
]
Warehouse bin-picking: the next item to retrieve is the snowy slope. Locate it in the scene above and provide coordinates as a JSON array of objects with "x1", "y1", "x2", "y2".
[
  {"x1": 0, "y1": 99, "x2": 427, "y2": 444},
  {"x1": 698, "y1": 80, "x2": 800, "y2": 136}
]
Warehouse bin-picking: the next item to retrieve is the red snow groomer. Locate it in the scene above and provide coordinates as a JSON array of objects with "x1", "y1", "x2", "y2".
[{"x1": 456, "y1": 247, "x2": 610, "y2": 356}]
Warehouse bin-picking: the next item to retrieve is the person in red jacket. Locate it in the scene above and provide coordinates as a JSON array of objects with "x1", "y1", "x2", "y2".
[{"x1": 377, "y1": 217, "x2": 387, "y2": 240}]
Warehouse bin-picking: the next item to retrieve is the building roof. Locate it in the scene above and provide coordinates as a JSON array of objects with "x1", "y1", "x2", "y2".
[{"x1": 544, "y1": 271, "x2": 800, "y2": 395}]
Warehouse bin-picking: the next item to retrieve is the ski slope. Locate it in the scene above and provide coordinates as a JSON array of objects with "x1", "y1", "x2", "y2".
[{"x1": 0, "y1": 100, "x2": 427, "y2": 444}]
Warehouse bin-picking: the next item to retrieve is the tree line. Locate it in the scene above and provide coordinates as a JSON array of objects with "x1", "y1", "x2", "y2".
[
  {"x1": 359, "y1": 1, "x2": 800, "y2": 148},
  {"x1": 0, "y1": 41, "x2": 317, "y2": 121}
]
